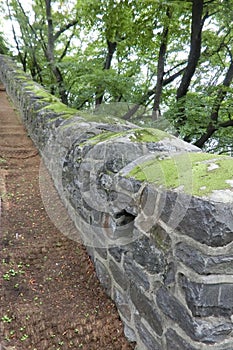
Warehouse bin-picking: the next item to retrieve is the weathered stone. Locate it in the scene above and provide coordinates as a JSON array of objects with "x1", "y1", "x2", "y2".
[
  {"x1": 95, "y1": 259, "x2": 112, "y2": 296},
  {"x1": 108, "y1": 246, "x2": 126, "y2": 263},
  {"x1": 157, "y1": 286, "x2": 233, "y2": 343},
  {"x1": 134, "y1": 314, "x2": 161, "y2": 350},
  {"x1": 124, "y1": 253, "x2": 150, "y2": 291},
  {"x1": 180, "y1": 274, "x2": 233, "y2": 317},
  {"x1": 113, "y1": 287, "x2": 131, "y2": 321},
  {"x1": 150, "y1": 224, "x2": 171, "y2": 254},
  {"x1": 157, "y1": 286, "x2": 195, "y2": 339},
  {"x1": 110, "y1": 192, "x2": 134, "y2": 212},
  {"x1": 126, "y1": 236, "x2": 166, "y2": 275},
  {"x1": 116, "y1": 176, "x2": 141, "y2": 193},
  {"x1": 124, "y1": 324, "x2": 136, "y2": 343},
  {"x1": 140, "y1": 185, "x2": 159, "y2": 216},
  {"x1": 165, "y1": 329, "x2": 197, "y2": 350},
  {"x1": 130, "y1": 283, "x2": 163, "y2": 336},
  {"x1": 176, "y1": 242, "x2": 233, "y2": 275},
  {"x1": 175, "y1": 197, "x2": 233, "y2": 247},
  {"x1": 163, "y1": 262, "x2": 176, "y2": 287},
  {"x1": 95, "y1": 247, "x2": 108, "y2": 260},
  {"x1": 2, "y1": 55, "x2": 233, "y2": 350},
  {"x1": 109, "y1": 259, "x2": 128, "y2": 290}
]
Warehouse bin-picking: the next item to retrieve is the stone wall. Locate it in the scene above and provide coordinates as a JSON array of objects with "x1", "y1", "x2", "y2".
[{"x1": 1, "y1": 55, "x2": 233, "y2": 349}]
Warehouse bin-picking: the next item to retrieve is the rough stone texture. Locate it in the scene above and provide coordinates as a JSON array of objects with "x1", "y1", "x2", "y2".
[
  {"x1": 134, "y1": 315, "x2": 161, "y2": 350},
  {"x1": 176, "y1": 242, "x2": 233, "y2": 275},
  {"x1": 180, "y1": 274, "x2": 233, "y2": 317},
  {"x1": 165, "y1": 329, "x2": 198, "y2": 350},
  {"x1": 124, "y1": 253, "x2": 150, "y2": 291},
  {"x1": 130, "y1": 283, "x2": 163, "y2": 336},
  {"x1": 157, "y1": 286, "x2": 233, "y2": 344},
  {"x1": 1, "y1": 54, "x2": 233, "y2": 349},
  {"x1": 113, "y1": 287, "x2": 132, "y2": 322},
  {"x1": 175, "y1": 198, "x2": 233, "y2": 247},
  {"x1": 109, "y1": 258, "x2": 129, "y2": 290},
  {"x1": 95, "y1": 259, "x2": 112, "y2": 296}
]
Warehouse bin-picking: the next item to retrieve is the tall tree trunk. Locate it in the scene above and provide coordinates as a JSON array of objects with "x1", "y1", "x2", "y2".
[
  {"x1": 175, "y1": 0, "x2": 205, "y2": 131},
  {"x1": 176, "y1": 0, "x2": 204, "y2": 100},
  {"x1": 45, "y1": 0, "x2": 68, "y2": 104},
  {"x1": 152, "y1": 6, "x2": 172, "y2": 120},
  {"x1": 195, "y1": 59, "x2": 233, "y2": 148},
  {"x1": 6, "y1": 0, "x2": 27, "y2": 71},
  {"x1": 95, "y1": 40, "x2": 117, "y2": 107}
]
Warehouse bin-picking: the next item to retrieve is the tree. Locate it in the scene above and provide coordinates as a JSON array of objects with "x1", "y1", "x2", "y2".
[
  {"x1": 5, "y1": 0, "x2": 79, "y2": 103},
  {"x1": 2, "y1": 0, "x2": 233, "y2": 154},
  {"x1": 0, "y1": 32, "x2": 9, "y2": 55}
]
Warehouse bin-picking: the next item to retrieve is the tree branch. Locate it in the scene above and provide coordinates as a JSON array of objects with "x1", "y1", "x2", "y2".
[
  {"x1": 194, "y1": 59, "x2": 233, "y2": 148},
  {"x1": 95, "y1": 40, "x2": 117, "y2": 107},
  {"x1": 54, "y1": 19, "x2": 79, "y2": 41},
  {"x1": 122, "y1": 67, "x2": 186, "y2": 120}
]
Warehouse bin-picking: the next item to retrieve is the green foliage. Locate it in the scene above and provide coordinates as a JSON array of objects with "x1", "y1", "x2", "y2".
[
  {"x1": 0, "y1": 32, "x2": 9, "y2": 54},
  {"x1": 2, "y1": 0, "x2": 233, "y2": 154}
]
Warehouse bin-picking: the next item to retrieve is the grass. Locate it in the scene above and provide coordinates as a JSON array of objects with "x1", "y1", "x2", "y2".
[{"x1": 127, "y1": 152, "x2": 233, "y2": 197}]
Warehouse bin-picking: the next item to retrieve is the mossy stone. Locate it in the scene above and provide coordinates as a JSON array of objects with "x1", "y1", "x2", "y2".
[{"x1": 127, "y1": 152, "x2": 233, "y2": 197}]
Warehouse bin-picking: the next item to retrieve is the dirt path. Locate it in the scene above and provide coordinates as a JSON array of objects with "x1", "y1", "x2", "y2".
[{"x1": 0, "y1": 85, "x2": 135, "y2": 350}]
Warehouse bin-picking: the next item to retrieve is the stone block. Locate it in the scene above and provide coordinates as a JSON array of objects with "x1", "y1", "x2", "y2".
[
  {"x1": 116, "y1": 176, "x2": 141, "y2": 193},
  {"x1": 113, "y1": 287, "x2": 131, "y2": 321},
  {"x1": 165, "y1": 329, "x2": 197, "y2": 350},
  {"x1": 95, "y1": 247, "x2": 108, "y2": 260},
  {"x1": 176, "y1": 242, "x2": 233, "y2": 275},
  {"x1": 127, "y1": 236, "x2": 166, "y2": 274},
  {"x1": 130, "y1": 283, "x2": 163, "y2": 336},
  {"x1": 124, "y1": 324, "x2": 136, "y2": 342},
  {"x1": 95, "y1": 259, "x2": 112, "y2": 296},
  {"x1": 157, "y1": 286, "x2": 195, "y2": 339},
  {"x1": 124, "y1": 253, "x2": 150, "y2": 291},
  {"x1": 134, "y1": 314, "x2": 161, "y2": 350},
  {"x1": 180, "y1": 274, "x2": 233, "y2": 317},
  {"x1": 157, "y1": 286, "x2": 233, "y2": 343},
  {"x1": 175, "y1": 197, "x2": 233, "y2": 247},
  {"x1": 139, "y1": 185, "x2": 159, "y2": 216},
  {"x1": 150, "y1": 224, "x2": 171, "y2": 254},
  {"x1": 109, "y1": 259, "x2": 128, "y2": 290},
  {"x1": 108, "y1": 246, "x2": 126, "y2": 263}
]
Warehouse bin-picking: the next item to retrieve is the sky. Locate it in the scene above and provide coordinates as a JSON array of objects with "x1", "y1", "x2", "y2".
[{"x1": 1, "y1": 1, "x2": 33, "y2": 51}]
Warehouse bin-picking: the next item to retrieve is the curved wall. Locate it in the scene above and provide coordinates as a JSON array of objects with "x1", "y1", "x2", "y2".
[{"x1": 1, "y1": 55, "x2": 233, "y2": 349}]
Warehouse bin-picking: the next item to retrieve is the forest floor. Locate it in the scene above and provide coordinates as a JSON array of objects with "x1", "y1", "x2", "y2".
[{"x1": 0, "y1": 85, "x2": 135, "y2": 350}]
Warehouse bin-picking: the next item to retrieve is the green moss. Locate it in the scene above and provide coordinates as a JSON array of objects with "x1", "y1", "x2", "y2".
[
  {"x1": 21, "y1": 85, "x2": 77, "y2": 119},
  {"x1": 42, "y1": 102, "x2": 77, "y2": 117},
  {"x1": 127, "y1": 152, "x2": 233, "y2": 197},
  {"x1": 129, "y1": 128, "x2": 171, "y2": 142},
  {"x1": 81, "y1": 130, "x2": 122, "y2": 146},
  {"x1": 82, "y1": 127, "x2": 171, "y2": 147},
  {"x1": 79, "y1": 112, "x2": 126, "y2": 125}
]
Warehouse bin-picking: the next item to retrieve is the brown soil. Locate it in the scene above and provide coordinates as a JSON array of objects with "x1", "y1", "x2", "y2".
[{"x1": 0, "y1": 85, "x2": 135, "y2": 350}]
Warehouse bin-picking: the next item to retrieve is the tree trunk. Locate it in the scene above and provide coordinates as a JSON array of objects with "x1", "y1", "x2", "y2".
[
  {"x1": 45, "y1": 0, "x2": 68, "y2": 104},
  {"x1": 175, "y1": 0, "x2": 205, "y2": 131},
  {"x1": 152, "y1": 6, "x2": 172, "y2": 120},
  {"x1": 195, "y1": 60, "x2": 233, "y2": 148},
  {"x1": 176, "y1": 0, "x2": 204, "y2": 100},
  {"x1": 95, "y1": 40, "x2": 117, "y2": 107}
]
